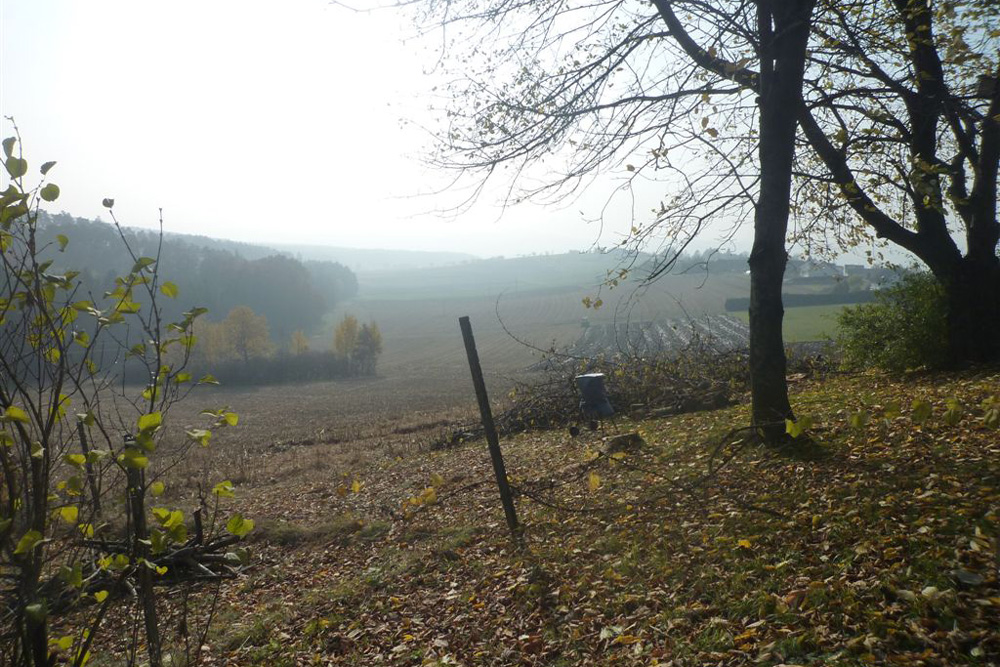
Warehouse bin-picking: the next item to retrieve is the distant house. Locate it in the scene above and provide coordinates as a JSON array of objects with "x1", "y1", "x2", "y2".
[{"x1": 795, "y1": 260, "x2": 842, "y2": 278}]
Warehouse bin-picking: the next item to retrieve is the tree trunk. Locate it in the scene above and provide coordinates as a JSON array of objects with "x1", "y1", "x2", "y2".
[
  {"x1": 747, "y1": 0, "x2": 814, "y2": 441},
  {"x1": 127, "y1": 467, "x2": 162, "y2": 667},
  {"x1": 22, "y1": 446, "x2": 51, "y2": 666},
  {"x1": 22, "y1": 564, "x2": 48, "y2": 667},
  {"x1": 942, "y1": 256, "x2": 1000, "y2": 365},
  {"x1": 748, "y1": 245, "x2": 792, "y2": 437}
]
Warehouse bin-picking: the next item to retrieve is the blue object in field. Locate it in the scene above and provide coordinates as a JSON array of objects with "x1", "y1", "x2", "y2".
[{"x1": 575, "y1": 373, "x2": 614, "y2": 417}]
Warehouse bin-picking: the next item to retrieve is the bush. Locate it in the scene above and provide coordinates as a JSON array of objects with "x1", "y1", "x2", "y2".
[
  {"x1": 194, "y1": 350, "x2": 352, "y2": 386},
  {"x1": 432, "y1": 343, "x2": 748, "y2": 449},
  {"x1": 2, "y1": 130, "x2": 246, "y2": 666},
  {"x1": 836, "y1": 271, "x2": 948, "y2": 372}
]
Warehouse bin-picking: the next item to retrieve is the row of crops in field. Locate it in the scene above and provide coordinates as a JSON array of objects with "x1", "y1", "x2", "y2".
[
  {"x1": 530, "y1": 314, "x2": 750, "y2": 368},
  {"x1": 346, "y1": 261, "x2": 752, "y2": 373}
]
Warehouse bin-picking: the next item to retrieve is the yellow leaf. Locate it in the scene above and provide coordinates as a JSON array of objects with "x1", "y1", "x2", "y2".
[
  {"x1": 737, "y1": 539, "x2": 752, "y2": 549},
  {"x1": 3, "y1": 405, "x2": 30, "y2": 423},
  {"x1": 351, "y1": 480, "x2": 363, "y2": 494},
  {"x1": 14, "y1": 530, "x2": 44, "y2": 555},
  {"x1": 64, "y1": 453, "x2": 86, "y2": 467},
  {"x1": 212, "y1": 480, "x2": 235, "y2": 498},
  {"x1": 420, "y1": 486, "x2": 437, "y2": 504},
  {"x1": 94, "y1": 590, "x2": 109, "y2": 603},
  {"x1": 159, "y1": 281, "x2": 178, "y2": 298},
  {"x1": 588, "y1": 471, "x2": 602, "y2": 492},
  {"x1": 612, "y1": 634, "x2": 641, "y2": 645},
  {"x1": 430, "y1": 472, "x2": 445, "y2": 488},
  {"x1": 137, "y1": 411, "x2": 162, "y2": 433},
  {"x1": 59, "y1": 506, "x2": 79, "y2": 525}
]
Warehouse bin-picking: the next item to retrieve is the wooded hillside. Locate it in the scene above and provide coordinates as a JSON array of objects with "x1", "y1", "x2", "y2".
[{"x1": 37, "y1": 212, "x2": 358, "y2": 342}]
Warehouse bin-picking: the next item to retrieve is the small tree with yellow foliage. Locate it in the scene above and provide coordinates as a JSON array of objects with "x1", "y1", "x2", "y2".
[
  {"x1": 290, "y1": 330, "x2": 310, "y2": 355},
  {"x1": 223, "y1": 306, "x2": 271, "y2": 363},
  {"x1": 333, "y1": 314, "x2": 359, "y2": 362},
  {"x1": 354, "y1": 323, "x2": 384, "y2": 376}
]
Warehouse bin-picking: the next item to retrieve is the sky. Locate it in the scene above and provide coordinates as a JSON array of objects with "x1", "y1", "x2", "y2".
[{"x1": 1, "y1": 0, "x2": 678, "y2": 257}]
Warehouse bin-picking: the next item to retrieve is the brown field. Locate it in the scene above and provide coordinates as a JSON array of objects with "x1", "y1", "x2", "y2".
[
  {"x1": 337, "y1": 270, "x2": 750, "y2": 372},
  {"x1": 157, "y1": 268, "x2": 755, "y2": 511}
]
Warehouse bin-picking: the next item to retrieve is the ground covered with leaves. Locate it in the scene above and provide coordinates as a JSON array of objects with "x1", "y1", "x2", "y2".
[{"x1": 89, "y1": 370, "x2": 999, "y2": 666}]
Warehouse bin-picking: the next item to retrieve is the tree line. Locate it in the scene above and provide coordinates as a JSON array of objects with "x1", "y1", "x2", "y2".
[
  {"x1": 37, "y1": 211, "x2": 359, "y2": 343},
  {"x1": 167, "y1": 310, "x2": 384, "y2": 386}
]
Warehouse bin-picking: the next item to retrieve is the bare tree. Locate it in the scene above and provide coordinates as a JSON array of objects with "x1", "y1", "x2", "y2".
[
  {"x1": 791, "y1": 0, "x2": 999, "y2": 363},
  {"x1": 406, "y1": 0, "x2": 818, "y2": 437},
  {"x1": 404, "y1": 0, "x2": 998, "y2": 427}
]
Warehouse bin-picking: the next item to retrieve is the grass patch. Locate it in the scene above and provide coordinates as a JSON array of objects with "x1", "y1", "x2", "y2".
[
  {"x1": 252, "y1": 514, "x2": 387, "y2": 547},
  {"x1": 734, "y1": 303, "x2": 845, "y2": 341},
  {"x1": 216, "y1": 606, "x2": 292, "y2": 651},
  {"x1": 438, "y1": 524, "x2": 484, "y2": 551}
]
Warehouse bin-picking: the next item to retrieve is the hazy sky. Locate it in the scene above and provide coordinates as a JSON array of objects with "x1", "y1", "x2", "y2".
[{"x1": 1, "y1": 0, "x2": 673, "y2": 257}]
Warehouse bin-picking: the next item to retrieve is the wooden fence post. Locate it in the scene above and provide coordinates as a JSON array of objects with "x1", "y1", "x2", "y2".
[{"x1": 459, "y1": 316, "x2": 521, "y2": 543}]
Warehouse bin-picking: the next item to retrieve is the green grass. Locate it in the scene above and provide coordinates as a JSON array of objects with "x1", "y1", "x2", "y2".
[
  {"x1": 252, "y1": 515, "x2": 389, "y2": 547},
  {"x1": 734, "y1": 303, "x2": 845, "y2": 342}
]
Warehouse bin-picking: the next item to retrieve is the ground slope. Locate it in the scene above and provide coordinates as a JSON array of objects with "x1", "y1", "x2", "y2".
[{"x1": 84, "y1": 371, "x2": 1000, "y2": 666}]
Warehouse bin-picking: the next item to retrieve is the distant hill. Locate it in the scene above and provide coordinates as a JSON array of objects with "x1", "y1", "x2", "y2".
[
  {"x1": 153, "y1": 232, "x2": 477, "y2": 274},
  {"x1": 159, "y1": 230, "x2": 286, "y2": 260},
  {"x1": 351, "y1": 249, "x2": 764, "y2": 301},
  {"x1": 269, "y1": 244, "x2": 479, "y2": 272},
  {"x1": 37, "y1": 212, "x2": 358, "y2": 342},
  {"x1": 355, "y1": 250, "x2": 645, "y2": 300}
]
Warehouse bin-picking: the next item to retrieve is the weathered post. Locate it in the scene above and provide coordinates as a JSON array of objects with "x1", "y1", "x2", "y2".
[
  {"x1": 459, "y1": 316, "x2": 521, "y2": 543},
  {"x1": 193, "y1": 507, "x2": 204, "y2": 545}
]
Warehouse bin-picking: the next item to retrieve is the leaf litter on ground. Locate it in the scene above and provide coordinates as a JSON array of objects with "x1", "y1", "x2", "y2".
[{"x1": 74, "y1": 370, "x2": 1000, "y2": 665}]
